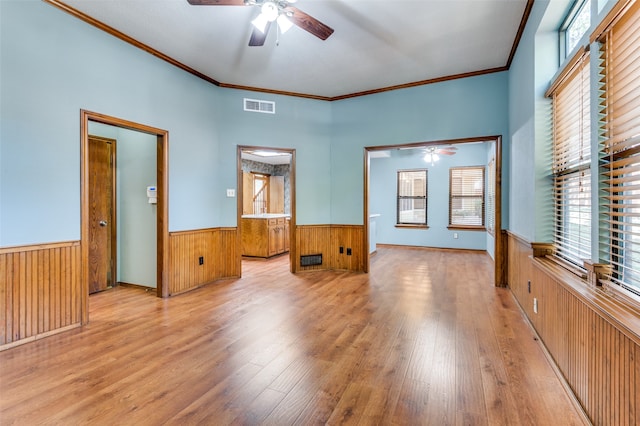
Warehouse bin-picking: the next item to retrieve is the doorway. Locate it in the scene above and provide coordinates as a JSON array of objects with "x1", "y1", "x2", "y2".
[
  {"x1": 364, "y1": 136, "x2": 505, "y2": 285},
  {"x1": 237, "y1": 145, "x2": 296, "y2": 273},
  {"x1": 80, "y1": 110, "x2": 169, "y2": 324}
]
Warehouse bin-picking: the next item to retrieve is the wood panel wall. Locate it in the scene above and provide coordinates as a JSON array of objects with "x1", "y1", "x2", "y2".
[
  {"x1": 168, "y1": 228, "x2": 240, "y2": 295},
  {"x1": 295, "y1": 225, "x2": 364, "y2": 273},
  {"x1": 507, "y1": 232, "x2": 534, "y2": 318},
  {"x1": 507, "y1": 232, "x2": 640, "y2": 425},
  {"x1": 0, "y1": 241, "x2": 82, "y2": 350},
  {"x1": 0, "y1": 225, "x2": 359, "y2": 349}
]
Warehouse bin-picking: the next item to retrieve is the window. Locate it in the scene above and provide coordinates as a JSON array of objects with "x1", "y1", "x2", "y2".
[
  {"x1": 549, "y1": 52, "x2": 591, "y2": 267},
  {"x1": 599, "y1": 0, "x2": 640, "y2": 296},
  {"x1": 561, "y1": 0, "x2": 591, "y2": 57},
  {"x1": 397, "y1": 169, "x2": 427, "y2": 226},
  {"x1": 449, "y1": 167, "x2": 485, "y2": 228},
  {"x1": 252, "y1": 173, "x2": 269, "y2": 214},
  {"x1": 487, "y1": 158, "x2": 496, "y2": 235}
]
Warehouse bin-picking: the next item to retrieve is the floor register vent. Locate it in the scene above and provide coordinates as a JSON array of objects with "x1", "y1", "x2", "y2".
[
  {"x1": 244, "y1": 98, "x2": 275, "y2": 114},
  {"x1": 300, "y1": 254, "x2": 322, "y2": 267}
]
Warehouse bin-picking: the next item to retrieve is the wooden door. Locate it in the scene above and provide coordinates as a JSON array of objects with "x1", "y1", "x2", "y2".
[
  {"x1": 88, "y1": 136, "x2": 116, "y2": 294},
  {"x1": 242, "y1": 171, "x2": 253, "y2": 215}
]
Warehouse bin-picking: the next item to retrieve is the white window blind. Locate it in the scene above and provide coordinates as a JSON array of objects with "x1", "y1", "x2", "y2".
[
  {"x1": 397, "y1": 169, "x2": 427, "y2": 225},
  {"x1": 550, "y1": 52, "x2": 591, "y2": 266},
  {"x1": 449, "y1": 167, "x2": 485, "y2": 227},
  {"x1": 599, "y1": 0, "x2": 640, "y2": 295}
]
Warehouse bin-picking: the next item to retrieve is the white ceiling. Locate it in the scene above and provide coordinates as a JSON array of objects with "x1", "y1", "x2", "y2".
[
  {"x1": 56, "y1": 0, "x2": 530, "y2": 99},
  {"x1": 242, "y1": 149, "x2": 292, "y2": 164}
]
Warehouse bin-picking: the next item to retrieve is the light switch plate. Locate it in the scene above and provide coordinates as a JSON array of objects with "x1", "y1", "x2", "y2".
[{"x1": 226, "y1": 189, "x2": 235, "y2": 197}]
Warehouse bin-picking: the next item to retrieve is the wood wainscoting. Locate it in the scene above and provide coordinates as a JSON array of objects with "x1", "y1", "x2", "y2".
[
  {"x1": 168, "y1": 228, "x2": 240, "y2": 295},
  {"x1": 507, "y1": 232, "x2": 640, "y2": 425},
  {"x1": 0, "y1": 241, "x2": 82, "y2": 350},
  {"x1": 0, "y1": 225, "x2": 358, "y2": 349},
  {"x1": 294, "y1": 225, "x2": 364, "y2": 273}
]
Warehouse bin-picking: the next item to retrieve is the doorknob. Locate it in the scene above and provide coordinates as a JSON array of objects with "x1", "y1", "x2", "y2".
[{"x1": 99, "y1": 220, "x2": 108, "y2": 227}]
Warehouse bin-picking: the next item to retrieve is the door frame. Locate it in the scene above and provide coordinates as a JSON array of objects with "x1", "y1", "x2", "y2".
[
  {"x1": 80, "y1": 110, "x2": 169, "y2": 324},
  {"x1": 363, "y1": 135, "x2": 505, "y2": 286},
  {"x1": 87, "y1": 135, "x2": 118, "y2": 293},
  {"x1": 237, "y1": 145, "x2": 296, "y2": 273}
]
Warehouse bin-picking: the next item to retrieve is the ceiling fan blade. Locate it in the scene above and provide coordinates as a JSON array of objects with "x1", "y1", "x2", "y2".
[
  {"x1": 249, "y1": 21, "x2": 271, "y2": 46},
  {"x1": 187, "y1": 0, "x2": 246, "y2": 5},
  {"x1": 438, "y1": 151, "x2": 457, "y2": 156},
  {"x1": 285, "y1": 6, "x2": 334, "y2": 40}
]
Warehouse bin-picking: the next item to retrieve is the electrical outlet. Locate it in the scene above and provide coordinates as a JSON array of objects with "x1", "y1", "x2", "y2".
[
  {"x1": 347, "y1": 248, "x2": 352, "y2": 256},
  {"x1": 199, "y1": 256, "x2": 204, "y2": 265},
  {"x1": 533, "y1": 298, "x2": 538, "y2": 314},
  {"x1": 339, "y1": 246, "x2": 344, "y2": 254},
  {"x1": 453, "y1": 232, "x2": 458, "y2": 239},
  {"x1": 226, "y1": 188, "x2": 235, "y2": 197}
]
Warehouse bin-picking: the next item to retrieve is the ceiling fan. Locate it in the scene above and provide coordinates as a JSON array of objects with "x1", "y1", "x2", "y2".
[
  {"x1": 399, "y1": 145, "x2": 458, "y2": 165},
  {"x1": 422, "y1": 146, "x2": 457, "y2": 165},
  {"x1": 187, "y1": 0, "x2": 334, "y2": 47},
  {"x1": 424, "y1": 146, "x2": 457, "y2": 156}
]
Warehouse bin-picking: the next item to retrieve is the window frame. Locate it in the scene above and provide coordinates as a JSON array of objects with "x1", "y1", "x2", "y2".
[
  {"x1": 448, "y1": 166, "x2": 486, "y2": 230},
  {"x1": 396, "y1": 169, "x2": 428, "y2": 228},
  {"x1": 252, "y1": 172, "x2": 270, "y2": 215},
  {"x1": 487, "y1": 158, "x2": 496, "y2": 236},
  {"x1": 560, "y1": 0, "x2": 591, "y2": 59}
]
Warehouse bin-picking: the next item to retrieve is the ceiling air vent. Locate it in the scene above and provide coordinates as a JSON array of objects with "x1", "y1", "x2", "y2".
[{"x1": 244, "y1": 98, "x2": 275, "y2": 114}]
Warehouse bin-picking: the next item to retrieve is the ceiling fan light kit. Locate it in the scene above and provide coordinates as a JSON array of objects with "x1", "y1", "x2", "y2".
[
  {"x1": 187, "y1": 0, "x2": 334, "y2": 46},
  {"x1": 424, "y1": 153, "x2": 440, "y2": 165},
  {"x1": 251, "y1": 13, "x2": 269, "y2": 33},
  {"x1": 260, "y1": 1, "x2": 279, "y2": 21},
  {"x1": 276, "y1": 14, "x2": 293, "y2": 33}
]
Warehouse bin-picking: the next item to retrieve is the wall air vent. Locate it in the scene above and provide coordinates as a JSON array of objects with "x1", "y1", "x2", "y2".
[
  {"x1": 300, "y1": 254, "x2": 322, "y2": 267},
  {"x1": 244, "y1": 98, "x2": 275, "y2": 114}
]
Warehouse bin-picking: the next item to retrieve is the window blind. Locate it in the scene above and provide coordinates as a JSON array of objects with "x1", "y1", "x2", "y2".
[
  {"x1": 449, "y1": 167, "x2": 485, "y2": 227},
  {"x1": 397, "y1": 169, "x2": 427, "y2": 225},
  {"x1": 550, "y1": 52, "x2": 591, "y2": 266},
  {"x1": 599, "y1": 0, "x2": 640, "y2": 294}
]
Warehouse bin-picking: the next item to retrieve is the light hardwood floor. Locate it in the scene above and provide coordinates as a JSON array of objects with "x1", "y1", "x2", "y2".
[{"x1": 0, "y1": 246, "x2": 587, "y2": 425}]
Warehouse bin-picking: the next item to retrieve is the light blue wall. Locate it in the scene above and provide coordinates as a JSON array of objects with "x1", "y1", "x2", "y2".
[
  {"x1": 370, "y1": 143, "x2": 490, "y2": 250},
  {"x1": 330, "y1": 73, "x2": 509, "y2": 226},
  {"x1": 507, "y1": 0, "x2": 571, "y2": 242},
  {"x1": 2, "y1": 0, "x2": 508, "y2": 254},
  {"x1": 0, "y1": 0, "x2": 331, "y2": 246},
  {"x1": 1, "y1": 0, "x2": 219, "y2": 245},
  {"x1": 215, "y1": 88, "x2": 332, "y2": 226},
  {"x1": 508, "y1": 1, "x2": 546, "y2": 242},
  {"x1": 89, "y1": 123, "x2": 157, "y2": 288}
]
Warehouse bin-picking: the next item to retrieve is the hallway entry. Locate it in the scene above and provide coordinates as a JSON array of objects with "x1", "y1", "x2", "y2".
[{"x1": 80, "y1": 110, "x2": 169, "y2": 324}]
